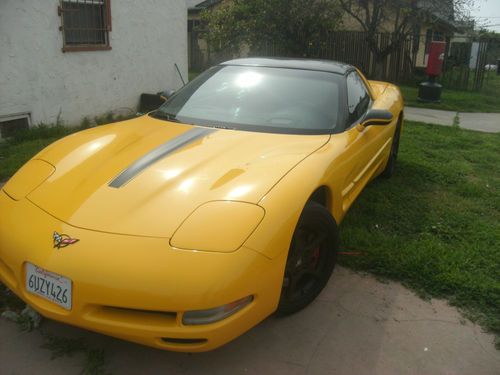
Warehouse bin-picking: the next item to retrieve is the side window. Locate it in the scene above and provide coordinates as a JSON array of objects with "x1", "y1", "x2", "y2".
[{"x1": 346, "y1": 72, "x2": 371, "y2": 126}]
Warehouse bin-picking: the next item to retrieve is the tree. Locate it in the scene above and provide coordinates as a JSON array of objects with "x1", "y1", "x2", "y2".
[
  {"x1": 338, "y1": 0, "x2": 474, "y2": 77},
  {"x1": 201, "y1": 0, "x2": 344, "y2": 56}
]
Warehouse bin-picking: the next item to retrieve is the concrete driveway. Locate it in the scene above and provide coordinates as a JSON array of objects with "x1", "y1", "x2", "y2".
[
  {"x1": 1, "y1": 267, "x2": 499, "y2": 375},
  {"x1": 404, "y1": 107, "x2": 500, "y2": 133}
]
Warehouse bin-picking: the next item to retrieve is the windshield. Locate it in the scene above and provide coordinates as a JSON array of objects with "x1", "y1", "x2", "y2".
[{"x1": 153, "y1": 65, "x2": 344, "y2": 134}]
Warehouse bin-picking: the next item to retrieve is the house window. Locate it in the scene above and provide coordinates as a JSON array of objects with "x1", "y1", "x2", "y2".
[
  {"x1": 433, "y1": 31, "x2": 444, "y2": 42},
  {"x1": 0, "y1": 114, "x2": 31, "y2": 139},
  {"x1": 58, "y1": 0, "x2": 112, "y2": 52}
]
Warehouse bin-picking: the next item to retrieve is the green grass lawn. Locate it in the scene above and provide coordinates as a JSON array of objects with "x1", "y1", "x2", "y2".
[
  {"x1": 340, "y1": 121, "x2": 500, "y2": 347},
  {"x1": 401, "y1": 71, "x2": 500, "y2": 113},
  {"x1": 0, "y1": 125, "x2": 78, "y2": 181},
  {"x1": 1, "y1": 121, "x2": 499, "y2": 348},
  {"x1": 0, "y1": 138, "x2": 62, "y2": 181}
]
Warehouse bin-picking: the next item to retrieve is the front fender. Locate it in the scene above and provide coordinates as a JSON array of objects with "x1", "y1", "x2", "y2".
[{"x1": 243, "y1": 142, "x2": 342, "y2": 259}]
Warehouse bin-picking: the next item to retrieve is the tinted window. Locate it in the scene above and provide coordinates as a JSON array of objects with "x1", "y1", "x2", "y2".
[
  {"x1": 153, "y1": 66, "x2": 343, "y2": 134},
  {"x1": 346, "y1": 72, "x2": 371, "y2": 125}
]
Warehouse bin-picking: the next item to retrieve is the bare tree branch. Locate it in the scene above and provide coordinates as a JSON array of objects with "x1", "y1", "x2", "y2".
[{"x1": 339, "y1": 0, "x2": 369, "y2": 32}]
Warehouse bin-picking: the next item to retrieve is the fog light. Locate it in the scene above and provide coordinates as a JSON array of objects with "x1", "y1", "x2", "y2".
[{"x1": 182, "y1": 296, "x2": 253, "y2": 325}]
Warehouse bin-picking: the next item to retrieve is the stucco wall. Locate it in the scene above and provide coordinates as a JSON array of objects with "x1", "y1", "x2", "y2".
[{"x1": 0, "y1": 0, "x2": 187, "y2": 127}]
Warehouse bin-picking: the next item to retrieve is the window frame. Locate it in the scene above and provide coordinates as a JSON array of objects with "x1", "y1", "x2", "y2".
[
  {"x1": 58, "y1": 0, "x2": 112, "y2": 52},
  {"x1": 0, "y1": 113, "x2": 31, "y2": 140},
  {"x1": 344, "y1": 70, "x2": 373, "y2": 130}
]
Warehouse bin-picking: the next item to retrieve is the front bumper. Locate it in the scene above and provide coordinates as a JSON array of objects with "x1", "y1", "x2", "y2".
[{"x1": 0, "y1": 191, "x2": 286, "y2": 352}]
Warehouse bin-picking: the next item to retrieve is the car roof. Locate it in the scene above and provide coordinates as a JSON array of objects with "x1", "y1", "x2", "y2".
[{"x1": 220, "y1": 58, "x2": 354, "y2": 75}]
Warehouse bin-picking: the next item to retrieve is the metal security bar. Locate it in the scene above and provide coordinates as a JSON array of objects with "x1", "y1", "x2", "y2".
[
  {"x1": 441, "y1": 38, "x2": 491, "y2": 91},
  {"x1": 58, "y1": 0, "x2": 111, "y2": 52}
]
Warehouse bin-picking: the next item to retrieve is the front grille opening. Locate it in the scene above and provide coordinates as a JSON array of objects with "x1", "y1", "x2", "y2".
[
  {"x1": 103, "y1": 306, "x2": 177, "y2": 319},
  {"x1": 86, "y1": 305, "x2": 178, "y2": 329},
  {"x1": 161, "y1": 337, "x2": 207, "y2": 345}
]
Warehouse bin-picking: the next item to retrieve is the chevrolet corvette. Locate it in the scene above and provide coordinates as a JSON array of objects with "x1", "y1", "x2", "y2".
[{"x1": 0, "y1": 58, "x2": 403, "y2": 352}]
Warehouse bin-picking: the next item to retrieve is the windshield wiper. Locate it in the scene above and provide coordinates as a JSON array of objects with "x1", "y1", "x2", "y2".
[
  {"x1": 207, "y1": 123, "x2": 236, "y2": 130},
  {"x1": 151, "y1": 111, "x2": 180, "y2": 123},
  {"x1": 151, "y1": 111, "x2": 236, "y2": 130}
]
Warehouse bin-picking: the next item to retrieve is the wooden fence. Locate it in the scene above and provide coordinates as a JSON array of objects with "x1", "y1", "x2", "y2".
[
  {"x1": 189, "y1": 30, "x2": 490, "y2": 91},
  {"x1": 189, "y1": 30, "x2": 418, "y2": 83}
]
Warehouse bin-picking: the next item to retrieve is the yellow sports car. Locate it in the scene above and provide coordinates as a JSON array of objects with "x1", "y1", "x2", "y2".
[{"x1": 0, "y1": 58, "x2": 403, "y2": 352}]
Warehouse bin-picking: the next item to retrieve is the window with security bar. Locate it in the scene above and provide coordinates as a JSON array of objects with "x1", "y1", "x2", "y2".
[{"x1": 58, "y1": 0, "x2": 112, "y2": 52}]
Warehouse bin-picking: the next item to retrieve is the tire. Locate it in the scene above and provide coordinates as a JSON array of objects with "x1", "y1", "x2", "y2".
[
  {"x1": 380, "y1": 119, "x2": 402, "y2": 179},
  {"x1": 276, "y1": 201, "x2": 339, "y2": 316}
]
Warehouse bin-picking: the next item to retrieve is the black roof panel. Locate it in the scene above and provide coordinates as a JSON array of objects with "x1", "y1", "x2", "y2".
[{"x1": 221, "y1": 58, "x2": 353, "y2": 74}]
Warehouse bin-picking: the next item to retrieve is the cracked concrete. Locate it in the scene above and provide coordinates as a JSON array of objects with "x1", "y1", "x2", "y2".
[
  {"x1": 1, "y1": 267, "x2": 499, "y2": 375},
  {"x1": 405, "y1": 107, "x2": 500, "y2": 133}
]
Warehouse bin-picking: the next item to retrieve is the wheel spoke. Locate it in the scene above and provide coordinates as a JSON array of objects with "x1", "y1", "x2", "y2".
[
  {"x1": 303, "y1": 232, "x2": 327, "y2": 252},
  {"x1": 285, "y1": 272, "x2": 303, "y2": 299},
  {"x1": 304, "y1": 270, "x2": 323, "y2": 281},
  {"x1": 278, "y1": 202, "x2": 339, "y2": 315}
]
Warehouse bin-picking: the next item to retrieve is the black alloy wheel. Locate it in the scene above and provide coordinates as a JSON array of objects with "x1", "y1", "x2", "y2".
[
  {"x1": 381, "y1": 119, "x2": 402, "y2": 179},
  {"x1": 276, "y1": 201, "x2": 339, "y2": 316}
]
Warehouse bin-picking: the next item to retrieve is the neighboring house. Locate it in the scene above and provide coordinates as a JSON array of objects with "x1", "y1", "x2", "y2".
[
  {"x1": 449, "y1": 20, "x2": 477, "y2": 67},
  {"x1": 188, "y1": 0, "x2": 223, "y2": 24},
  {"x1": 340, "y1": 1, "x2": 456, "y2": 68},
  {"x1": 0, "y1": 0, "x2": 187, "y2": 137},
  {"x1": 187, "y1": 0, "x2": 225, "y2": 70},
  {"x1": 413, "y1": 1, "x2": 457, "y2": 68},
  {"x1": 186, "y1": 0, "x2": 455, "y2": 71}
]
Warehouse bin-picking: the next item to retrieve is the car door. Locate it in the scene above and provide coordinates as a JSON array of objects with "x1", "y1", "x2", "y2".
[{"x1": 338, "y1": 71, "x2": 389, "y2": 212}]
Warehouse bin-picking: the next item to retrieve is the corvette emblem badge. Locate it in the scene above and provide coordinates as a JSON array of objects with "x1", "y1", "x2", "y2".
[{"x1": 53, "y1": 231, "x2": 79, "y2": 249}]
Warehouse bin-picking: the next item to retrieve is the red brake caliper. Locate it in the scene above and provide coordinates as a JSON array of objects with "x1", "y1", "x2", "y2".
[{"x1": 311, "y1": 247, "x2": 320, "y2": 268}]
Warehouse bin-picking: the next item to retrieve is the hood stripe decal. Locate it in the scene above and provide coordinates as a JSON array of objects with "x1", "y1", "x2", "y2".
[{"x1": 109, "y1": 127, "x2": 216, "y2": 188}]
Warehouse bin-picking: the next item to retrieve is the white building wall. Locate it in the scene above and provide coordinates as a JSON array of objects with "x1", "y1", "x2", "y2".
[{"x1": 0, "y1": 0, "x2": 187, "y2": 127}]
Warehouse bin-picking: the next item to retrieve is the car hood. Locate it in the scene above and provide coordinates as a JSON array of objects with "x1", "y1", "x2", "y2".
[{"x1": 27, "y1": 116, "x2": 329, "y2": 238}]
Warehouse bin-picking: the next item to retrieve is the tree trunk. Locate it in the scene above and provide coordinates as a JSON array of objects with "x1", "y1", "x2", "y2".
[{"x1": 372, "y1": 55, "x2": 386, "y2": 80}]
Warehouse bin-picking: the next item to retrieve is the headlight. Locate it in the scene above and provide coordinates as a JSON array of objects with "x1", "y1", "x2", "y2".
[
  {"x1": 3, "y1": 159, "x2": 55, "y2": 200},
  {"x1": 170, "y1": 201, "x2": 265, "y2": 253},
  {"x1": 182, "y1": 296, "x2": 253, "y2": 325}
]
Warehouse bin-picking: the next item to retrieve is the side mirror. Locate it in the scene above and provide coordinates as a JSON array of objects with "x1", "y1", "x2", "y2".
[{"x1": 361, "y1": 109, "x2": 393, "y2": 127}]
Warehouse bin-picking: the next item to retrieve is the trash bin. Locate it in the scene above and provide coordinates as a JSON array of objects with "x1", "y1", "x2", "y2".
[{"x1": 418, "y1": 80, "x2": 443, "y2": 103}]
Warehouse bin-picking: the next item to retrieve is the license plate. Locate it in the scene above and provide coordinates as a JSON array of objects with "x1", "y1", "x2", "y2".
[{"x1": 25, "y1": 263, "x2": 72, "y2": 310}]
